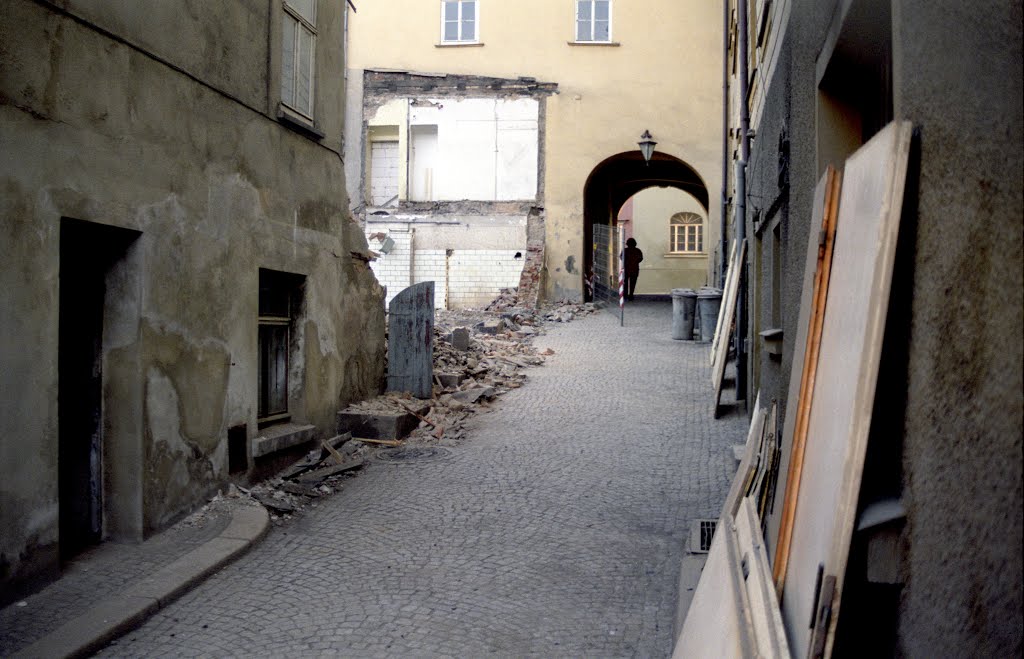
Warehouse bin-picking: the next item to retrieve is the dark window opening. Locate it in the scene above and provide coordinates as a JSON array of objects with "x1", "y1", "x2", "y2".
[
  {"x1": 228, "y1": 425, "x2": 248, "y2": 474},
  {"x1": 258, "y1": 269, "x2": 304, "y2": 425}
]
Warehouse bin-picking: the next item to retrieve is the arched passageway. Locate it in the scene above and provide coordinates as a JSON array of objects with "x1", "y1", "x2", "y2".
[{"x1": 582, "y1": 151, "x2": 710, "y2": 301}]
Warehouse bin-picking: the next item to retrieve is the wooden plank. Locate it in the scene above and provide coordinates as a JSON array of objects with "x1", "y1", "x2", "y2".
[
  {"x1": 710, "y1": 240, "x2": 738, "y2": 365},
  {"x1": 770, "y1": 165, "x2": 841, "y2": 587},
  {"x1": 712, "y1": 240, "x2": 747, "y2": 416},
  {"x1": 736, "y1": 497, "x2": 792, "y2": 658},
  {"x1": 779, "y1": 120, "x2": 913, "y2": 657},
  {"x1": 720, "y1": 392, "x2": 765, "y2": 522},
  {"x1": 386, "y1": 282, "x2": 435, "y2": 399}
]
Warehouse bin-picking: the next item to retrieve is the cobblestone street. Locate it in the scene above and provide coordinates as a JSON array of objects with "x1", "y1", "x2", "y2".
[{"x1": 99, "y1": 300, "x2": 747, "y2": 658}]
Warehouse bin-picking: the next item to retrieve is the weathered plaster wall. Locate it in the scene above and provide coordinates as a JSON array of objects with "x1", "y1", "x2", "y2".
[
  {"x1": 0, "y1": 0, "x2": 384, "y2": 600},
  {"x1": 345, "y1": 0, "x2": 722, "y2": 301},
  {"x1": 741, "y1": 0, "x2": 1022, "y2": 653},
  {"x1": 891, "y1": 1, "x2": 1023, "y2": 653},
  {"x1": 627, "y1": 187, "x2": 709, "y2": 293}
]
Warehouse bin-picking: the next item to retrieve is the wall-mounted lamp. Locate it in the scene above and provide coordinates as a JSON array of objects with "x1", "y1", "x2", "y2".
[{"x1": 638, "y1": 130, "x2": 657, "y2": 166}]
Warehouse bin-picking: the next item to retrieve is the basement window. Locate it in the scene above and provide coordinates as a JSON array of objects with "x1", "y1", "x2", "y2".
[{"x1": 258, "y1": 269, "x2": 305, "y2": 426}]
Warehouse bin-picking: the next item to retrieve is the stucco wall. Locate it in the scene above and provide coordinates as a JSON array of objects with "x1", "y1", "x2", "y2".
[
  {"x1": 890, "y1": 1, "x2": 1023, "y2": 653},
  {"x1": 627, "y1": 187, "x2": 709, "y2": 293},
  {"x1": 0, "y1": 0, "x2": 384, "y2": 600},
  {"x1": 345, "y1": 0, "x2": 722, "y2": 301}
]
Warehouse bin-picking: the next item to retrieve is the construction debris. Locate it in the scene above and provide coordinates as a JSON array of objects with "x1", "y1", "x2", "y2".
[{"x1": 242, "y1": 288, "x2": 599, "y2": 523}]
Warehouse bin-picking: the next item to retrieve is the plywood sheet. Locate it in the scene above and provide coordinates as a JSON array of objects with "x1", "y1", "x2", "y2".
[{"x1": 779, "y1": 120, "x2": 913, "y2": 657}]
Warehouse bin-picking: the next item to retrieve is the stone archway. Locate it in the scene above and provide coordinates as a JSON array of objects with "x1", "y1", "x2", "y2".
[{"x1": 582, "y1": 151, "x2": 710, "y2": 301}]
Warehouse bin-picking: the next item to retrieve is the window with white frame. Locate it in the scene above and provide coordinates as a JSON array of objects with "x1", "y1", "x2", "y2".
[
  {"x1": 576, "y1": 0, "x2": 611, "y2": 42},
  {"x1": 670, "y1": 212, "x2": 704, "y2": 253},
  {"x1": 282, "y1": 0, "x2": 316, "y2": 118},
  {"x1": 441, "y1": 1, "x2": 477, "y2": 43}
]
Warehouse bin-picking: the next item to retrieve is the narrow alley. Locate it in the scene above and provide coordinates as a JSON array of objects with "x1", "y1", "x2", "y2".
[{"x1": 93, "y1": 301, "x2": 746, "y2": 657}]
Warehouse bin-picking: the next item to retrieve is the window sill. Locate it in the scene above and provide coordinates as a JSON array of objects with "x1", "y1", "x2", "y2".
[
  {"x1": 252, "y1": 421, "x2": 317, "y2": 458},
  {"x1": 435, "y1": 42, "x2": 484, "y2": 48},
  {"x1": 567, "y1": 41, "x2": 621, "y2": 47},
  {"x1": 663, "y1": 252, "x2": 708, "y2": 258},
  {"x1": 277, "y1": 104, "x2": 325, "y2": 140},
  {"x1": 759, "y1": 328, "x2": 784, "y2": 357}
]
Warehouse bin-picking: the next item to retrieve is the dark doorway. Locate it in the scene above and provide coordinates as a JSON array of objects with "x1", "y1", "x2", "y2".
[{"x1": 58, "y1": 219, "x2": 139, "y2": 561}]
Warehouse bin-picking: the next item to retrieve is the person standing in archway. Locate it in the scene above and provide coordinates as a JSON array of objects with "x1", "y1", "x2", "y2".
[{"x1": 623, "y1": 237, "x2": 643, "y2": 301}]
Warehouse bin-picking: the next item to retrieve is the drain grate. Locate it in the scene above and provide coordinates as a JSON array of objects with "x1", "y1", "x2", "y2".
[
  {"x1": 690, "y1": 519, "x2": 718, "y2": 553},
  {"x1": 375, "y1": 446, "x2": 452, "y2": 464}
]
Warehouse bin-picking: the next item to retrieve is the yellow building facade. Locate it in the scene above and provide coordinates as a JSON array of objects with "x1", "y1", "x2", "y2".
[{"x1": 345, "y1": 0, "x2": 722, "y2": 302}]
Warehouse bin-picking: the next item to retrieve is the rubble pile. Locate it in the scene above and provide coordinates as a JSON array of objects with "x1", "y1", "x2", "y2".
[
  {"x1": 244, "y1": 432, "x2": 367, "y2": 522},
  {"x1": 245, "y1": 291, "x2": 600, "y2": 522}
]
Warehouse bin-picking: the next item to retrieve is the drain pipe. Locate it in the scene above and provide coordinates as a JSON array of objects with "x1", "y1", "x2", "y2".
[
  {"x1": 720, "y1": 0, "x2": 729, "y2": 288},
  {"x1": 735, "y1": 0, "x2": 750, "y2": 403}
]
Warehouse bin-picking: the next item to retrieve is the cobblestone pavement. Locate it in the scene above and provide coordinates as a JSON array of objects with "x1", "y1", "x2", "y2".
[
  {"x1": 98, "y1": 300, "x2": 748, "y2": 658},
  {"x1": 0, "y1": 504, "x2": 232, "y2": 655}
]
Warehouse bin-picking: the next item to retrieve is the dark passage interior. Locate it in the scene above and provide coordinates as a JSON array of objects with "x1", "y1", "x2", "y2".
[{"x1": 58, "y1": 219, "x2": 138, "y2": 561}]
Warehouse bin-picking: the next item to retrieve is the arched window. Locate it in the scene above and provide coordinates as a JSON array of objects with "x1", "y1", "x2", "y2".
[{"x1": 670, "y1": 212, "x2": 704, "y2": 253}]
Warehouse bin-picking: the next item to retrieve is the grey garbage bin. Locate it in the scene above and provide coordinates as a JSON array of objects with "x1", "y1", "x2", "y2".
[
  {"x1": 697, "y1": 289, "x2": 723, "y2": 342},
  {"x1": 671, "y1": 288, "x2": 697, "y2": 340}
]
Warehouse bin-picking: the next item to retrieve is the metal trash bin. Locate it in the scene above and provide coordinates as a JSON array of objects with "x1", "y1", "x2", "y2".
[
  {"x1": 697, "y1": 289, "x2": 723, "y2": 342},
  {"x1": 671, "y1": 288, "x2": 697, "y2": 340}
]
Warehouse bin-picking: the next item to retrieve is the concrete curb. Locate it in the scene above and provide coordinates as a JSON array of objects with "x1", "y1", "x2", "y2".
[{"x1": 13, "y1": 503, "x2": 270, "y2": 659}]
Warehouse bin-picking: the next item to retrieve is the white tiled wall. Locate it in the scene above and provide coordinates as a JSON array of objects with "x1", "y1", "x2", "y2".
[
  {"x1": 368, "y1": 231, "x2": 412, "y2": 307},
  {"x1": 368, "y1": 231, "x2": 524, "y2": 310},
  {"x1": 447, "y1": 249, "x2": 525, "y2": 309},
  {"x1": 411, "y1": 249, "x2": 448, "y2": 309}
]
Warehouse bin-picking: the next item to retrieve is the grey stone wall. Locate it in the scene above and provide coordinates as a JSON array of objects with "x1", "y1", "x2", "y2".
[{"x1": 0, "y1": 0, "x2": 384, "y2": 601}]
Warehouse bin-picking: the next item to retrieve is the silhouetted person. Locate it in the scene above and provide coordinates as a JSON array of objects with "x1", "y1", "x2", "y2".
[{"x1": 623, "y1": 237, "x2": 643, "y2": 301}]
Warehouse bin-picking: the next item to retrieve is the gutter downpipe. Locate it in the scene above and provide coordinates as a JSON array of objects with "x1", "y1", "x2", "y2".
[
  {"x1": 720, "y1": 0, "x2": 730, "y2": 288},
  {"x1": 736, "y1": 0, "x2": 750, "y2": 404}
]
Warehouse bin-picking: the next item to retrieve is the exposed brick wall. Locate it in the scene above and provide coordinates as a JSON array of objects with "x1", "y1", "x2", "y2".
[{"x1": 368, "y1": 231, "x2": 412, "y2": 307}]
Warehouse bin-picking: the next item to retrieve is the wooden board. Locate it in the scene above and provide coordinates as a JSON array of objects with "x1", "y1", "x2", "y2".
[
  {"x1": 710, "y1": 240, "x2": 738, "y2": 366},
  {"x1": 712, "y1": 240, "x2": 747, "y2": 416},
  {"x1": 720, "y1": 392, "x2": 765, "y2": 522},
  {"x1": 769, "y1": 166, "x2": 842, "y2": 579},
  {"x1": 736, "y1": 497, "x2": 791, "y2": 658},
  {"x1": 386, "y1": 282, "x2": 435, "y2": 399},
  {"x1": 779, "y1": 120, "x2": 913, "y2": 657}
]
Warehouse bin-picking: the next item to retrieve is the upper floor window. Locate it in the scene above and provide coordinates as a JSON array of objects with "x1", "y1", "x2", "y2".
[
  {"x1": 576, "y1": 0, "x2": 611, "y2": 42},
  {"x1": 670, "y1": 212, "x2": 704, "y2": 254},
  {"x1": 441, "y1": 1, "x2": 477, "y2": 43},
  {"x1": 282, "y1": 0, "x2": 316, "y2": 119}
]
